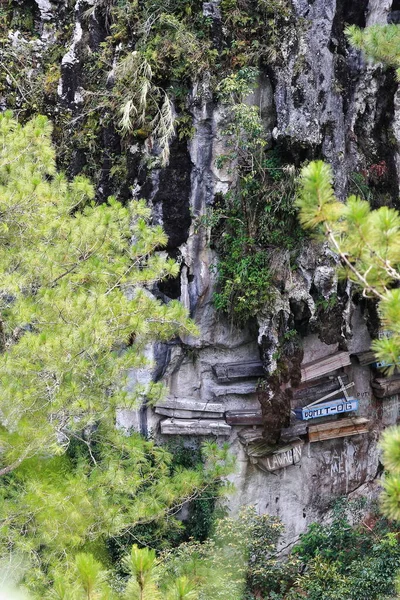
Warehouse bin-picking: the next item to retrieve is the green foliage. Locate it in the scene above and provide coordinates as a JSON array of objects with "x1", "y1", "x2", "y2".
[
  {"x1": 160, "y1": 505, "x2": 298, "y2": 600},
  {"x1": 296, "y1": 159, "x2": 400, "y2": 374},
  {"x1": 291, "y1": 500, "x2": 400, "y2": 600},
  {"x1": 213, "y1": 236, "x2": 272, "y2": 323},
  {"x1": 346, "y1": 24, "x2": 400, "y2": 79},
  {"x1": 0, "y1": 111, "x2": 196, "y2": 469},
  {"x1": 0, "y1": 113, "x2": 236, "y2": 597},
  {"x1": 210, "y1": 69, "x2": 304, "y2": 323}
]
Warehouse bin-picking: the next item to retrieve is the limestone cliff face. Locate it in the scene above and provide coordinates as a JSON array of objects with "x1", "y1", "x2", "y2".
[{"x1": 10, "y1": 0, "x2": 400, "y2": 543}]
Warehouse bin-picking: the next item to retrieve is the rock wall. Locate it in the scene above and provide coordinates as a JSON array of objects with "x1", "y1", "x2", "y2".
[{"x1": 9, "y1": 0, "x2": 400, "y2": 543}]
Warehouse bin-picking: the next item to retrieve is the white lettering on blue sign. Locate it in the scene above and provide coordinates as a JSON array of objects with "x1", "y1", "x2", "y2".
[{"x1": 295, "y1": 398, "x2": 359, "y2": 421}]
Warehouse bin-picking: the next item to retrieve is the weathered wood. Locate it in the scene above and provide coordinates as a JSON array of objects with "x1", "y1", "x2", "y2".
[
  {"x1": 371, "y1": 376, "x2": 400, "y2": 398},
  {"x1": 160, "y1": 418, "x2": 231, "y2": 436},
  {"x1": 308, "y1": 417, "x2": 369, "y2": 442},
  {"x1": 238, "y1": 427, "x2": 264, "y2": 444},
  {"x1": 212, "y1": 382, "x2": 258, "y2": 397},
  {"x1": 292, "y1": 375, "x2": 349, "y2": 408},
  {"x1": 213, "y1": 361, "x2": 264, "y2": 383},
  {"x1": 155, "y1": 408, "x2": 224, "y2": 419},
  {"x1": 246, "y1": 439, "x2": 304, "y2": 472},
  {"x1": 295, "y1": 398, "x2": 358, "y2": 421},
  {"x1": 352, "y1": 350, "x2": 376, "y2": 366},
  {"x1": 280, "y1": 422, "x2": 308, "y2": 440},
  {"x1": 225, "y1": 410, "x2": 263, "y2": 425},
  {"x1": 155, "y1": 399, "x2": 224, "y2": 418},
  {"x1": 300, "y1": 352, "x2": 351, "y2": 383}
]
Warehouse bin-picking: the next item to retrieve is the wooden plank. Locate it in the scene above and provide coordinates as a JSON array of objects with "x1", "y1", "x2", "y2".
[
  {"x1": 213, "y1": 361, "x2": 264, "y2": 383},
  {"x1": 155, "y1": 407, "x2": 224, "y2": 419},
  {"x1": 292, "y1": 375, "x2": 349, "y2": 407},
  {"x1": 352, "y1": 350, "x2": 376, "y2": 366},
  {"x1": 300, "y1": 352, "x2": 351, "y2": 383},
  {"x1": 308, "y1": 417, "x2": 369, "y2": 442},
  {"x1": 213, "y1": 382, "x2": 258, "y2": 397},
  {"x1": 295, "y1": 398, "x2": 358, "y2": 421},
  {"x1": 371, "y1": 376, "x2": 400, "y2": 398},
  {"x1": 160, "y1": 418, "x2": 231, "y2": 436},
  {"x1": 155, "y1": 399, "x2": 224, "y2": 414},
  {"x1": 225, "y1": 410, "x2": 263, "y2": 425}
]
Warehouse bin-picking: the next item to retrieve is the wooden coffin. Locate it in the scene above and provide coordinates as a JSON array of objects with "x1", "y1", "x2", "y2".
[
  {"x1": 295, "y1": 398, "x2": 358, "y2": 421},
  {"x1": 300, "y1": 352, "x2": 351, "y2": 383},
  {"x1": 308, "y1": 417, "x2": 369, "y2": 442},
  {"x1": 246, "y1": 439, "x2": 304, "y2": 472},
  {"x1": 238, "y1": 427, "x2": 264, "y2": 444},
  {"x1": 281, "y1": 422, "x2": 308, "y2": 441},
  {"x1": 213, "y1": 382, "x2": 258, "y2": 397},
  {"x1": 292, "y1": 375, "x2": 349, "y2": 408},
  {"x1": 213, "y1": 361, "x2": 264, "y2": 383},
  {"x1": 160, "y1": 418, "x2": 231, "y2": 436},
  {"x1": 371, "y1": 375, "x2": 400, "y2": 398},
  {"x1": 225, "y1": 410, "x2": 263, "y2": 425},
  {"x1": 352, "y1": 350, "x2": 376, "y2": 366},
  {"x1": 155, "y1": 399, "x2": 224, "y2": 419}
]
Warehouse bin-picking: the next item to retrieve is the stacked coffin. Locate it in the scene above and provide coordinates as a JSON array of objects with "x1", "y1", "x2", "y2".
[
  {"x1": 158, "y1": 399, "x2": 231, "y2": 435},
  {"x1": 158, "y1": 353, "x2": 371, "y2": 446},
  {"x1": 371, "y1": 375, "x2": 400, "y2": 399},
  {"x1": 290, "y1": 352, "x2": 370, "y2": 441},
  {"x1": 159, "y1": 361, "x2": 265, "y2": 436}
]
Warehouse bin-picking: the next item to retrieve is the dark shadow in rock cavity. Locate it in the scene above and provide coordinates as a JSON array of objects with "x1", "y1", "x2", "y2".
[{"x1": 151, "y1": 138, "x2": 192, "y2": 250}]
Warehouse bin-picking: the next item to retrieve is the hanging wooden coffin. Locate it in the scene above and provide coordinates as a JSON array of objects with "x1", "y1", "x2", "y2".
[
  {"x1": 352, "y1": 351, "x2": 376, "y2": 366},
  {"x1": 237, "y1": 427, "x2": 264, "y2": 444},
  {"x1": 308, "y1": 417, "x2": 370, "y2": 442},
  {"x1": 155, "y1": 399, "x2": 225, "y2": 419},
  {"x1": 300, "y1": 352, "x2": 351, "y2": 383},
  {"x1": 246, "y1": 439, "x2": 304, "y2": 472},
  {"x1": 371, "y1": 376, "x2": 400, "y2": 398},
  {"x1": 160, "y1": 418, "x2": 231, "y2": 436},
  {"x1": 281, "y1": 421, "x2": 308, "y2": 441},
  {"x1": 225, "y1": 410, "x2": 263, "y2": 425},
  {"x1": 294, "y1": 397, "x2": 358, "y2": 421},
  {"x1": 213, "y1": 382, "x2": 258, "y2": 397},
  {"x1": 213, "y1": 361, "x2": 264, "y2": 383},
  {"x1": 292, "y1": 375, "x2": 350, "y2": 408}
]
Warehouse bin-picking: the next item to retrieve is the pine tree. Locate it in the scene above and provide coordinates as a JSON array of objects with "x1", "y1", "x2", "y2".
[
  {"x1": 346, "y1": 24, "x2": 400, "y2": 79},
  {"x1": 296, "y1": 160, "x2": 400, "y2": 522},
  {"x1": 0, "y1": 112, "x2": 234, "y2": 596}
]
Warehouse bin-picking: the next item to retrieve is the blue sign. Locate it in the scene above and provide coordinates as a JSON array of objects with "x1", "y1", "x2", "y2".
[
  {"x1": 295, "y1": 398, "x2": 359, "y2": 421},
  {"x1": 374, "y1": 360, "x2": 394, "y2": 369}
]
